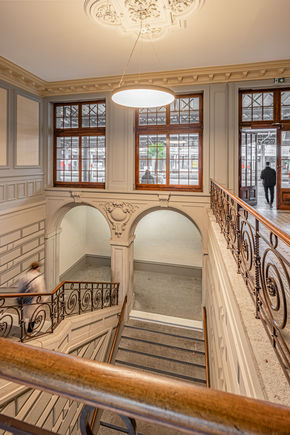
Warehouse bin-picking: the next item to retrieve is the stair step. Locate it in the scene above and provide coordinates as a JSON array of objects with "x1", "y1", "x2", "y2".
[
  {"x1": 119, "y1": 336, "x2": 205, "y2": 365},
  {"x1": 123, "y1": 326, "x2": 205, "y2": 352},
  {"x1": 127, "y1": 318, "x2": 204, "y2": 340},
  {"x1": 115, "y1": 359, "x2": 206, "y2": 385},
  {"x1": 116, "y1": 348, "x2": 206, "y2": 381},
  {"x1": 99, "y1": 410, "x2": 184, "y2": 434},
  {"x1": 99, "y1": 411, "x2": 144, "y2": 435}
]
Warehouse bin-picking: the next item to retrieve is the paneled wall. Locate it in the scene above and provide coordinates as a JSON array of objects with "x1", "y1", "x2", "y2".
[
  {"x1": 0, "y1": 203, "x2": 45, "y2": 288},
  {"x1": 0, "y1": 81, "x2": 44, "y2": 208},
  {"x1": 0, "y1": 81, "x2": 45, "y2": 289}
]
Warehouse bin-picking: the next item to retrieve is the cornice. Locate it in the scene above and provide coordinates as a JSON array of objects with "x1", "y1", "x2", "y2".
[
  {"x1": 1, "y1": 56, "x2": 290, "y2": 97},
  {"x1": 0, "y1": 56, "x2": 45, "y2": 96}
]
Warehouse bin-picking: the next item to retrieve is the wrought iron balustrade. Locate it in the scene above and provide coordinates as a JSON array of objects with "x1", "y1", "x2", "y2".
[
  {"x1": 210, "y1": 180, "x2": 290, "y2": 383},
  {"x1": 0, "y1": 281, "x2": 119, "y2": 342}
]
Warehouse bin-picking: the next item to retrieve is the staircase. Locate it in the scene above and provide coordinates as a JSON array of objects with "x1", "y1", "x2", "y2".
[{"x1": 98, "y1": 318, "x2": 206, "y2": 434}]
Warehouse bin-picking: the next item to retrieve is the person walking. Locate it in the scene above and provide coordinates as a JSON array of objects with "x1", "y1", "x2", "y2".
[
  {"x1": 141, "y1": 169, "x2": 154, "y2": 184},
  {"x1": 17, "y1": 261, "x2": 45, "y2": 336},
  {"x1": 260, "y1": 162, "x2": 276, "y2": 207}
]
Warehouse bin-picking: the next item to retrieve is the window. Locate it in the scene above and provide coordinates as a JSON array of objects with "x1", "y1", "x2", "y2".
[
  {"x1": 135, "y1": 94, "x2": 203, "y2": 191},
  {"x1": 54, "y1": 101, "x2": 106, "y2": 187}
]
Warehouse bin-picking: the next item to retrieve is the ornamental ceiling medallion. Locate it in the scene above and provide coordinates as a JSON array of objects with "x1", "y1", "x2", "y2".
[{"x1": 84, "y1": 0, "x2": 204, "y2": 40}]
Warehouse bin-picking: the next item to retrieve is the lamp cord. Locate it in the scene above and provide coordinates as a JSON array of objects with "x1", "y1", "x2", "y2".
[{"x1": 118, "y1": 20, "x2": 143, "y2": 88}]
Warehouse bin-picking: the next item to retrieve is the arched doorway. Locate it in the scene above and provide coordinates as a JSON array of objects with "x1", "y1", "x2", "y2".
[
  {"x1": 59, "y1": 205, "x2": 111, "y2": 282},
  {"x1": 133, "y1": 209, "x2": 202, "y2": 321}
]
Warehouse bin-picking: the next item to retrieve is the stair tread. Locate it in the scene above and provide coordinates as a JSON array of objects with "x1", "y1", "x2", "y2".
[
  {"x1": 100, "y1": 410, "x2": 184, "y2": 434},
  {"x1": 122, "y1": 328, "x2": 205, "y2": 352},
  {"x1": 115, "y1": 359, "x2": 206, "y2": 385},
  {"x1": 116, "y1": 347, "x2": 206, "y2": 379},
  {"x1": 127, "y1": 318, "x2": 204, "y2": 340},
  {"x1": 119, "y1": 336, "x2": 205, "y2": 364}
]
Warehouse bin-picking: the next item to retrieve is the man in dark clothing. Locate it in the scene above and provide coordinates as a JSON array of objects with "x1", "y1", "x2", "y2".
[
  {"x1": 260, "y1": 162, "x2": 276, "y2": 207},
  {"x1": 141, "y1": 169, "x2": 154, "y2": 184}
]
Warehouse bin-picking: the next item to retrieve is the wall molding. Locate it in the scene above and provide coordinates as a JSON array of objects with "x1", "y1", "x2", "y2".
[{"x1": 1, "y1": 56, "x2": 290, "y2": 97}]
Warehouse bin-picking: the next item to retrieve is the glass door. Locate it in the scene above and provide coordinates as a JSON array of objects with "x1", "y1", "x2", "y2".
[
  {"x1": 240, "y1": 131, "x2": 257, "y2": 205},
  {"x1": 278, "y1": 129, "x2": 290, "y2": 209}
]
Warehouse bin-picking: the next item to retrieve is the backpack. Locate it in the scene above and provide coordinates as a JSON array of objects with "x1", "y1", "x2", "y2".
[{"x1": 17, "y1": 275, "x2": 38, "y2": 305}]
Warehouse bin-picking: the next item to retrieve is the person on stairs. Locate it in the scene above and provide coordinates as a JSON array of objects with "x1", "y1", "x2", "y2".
[{"x1": 17, "y1": 261, "x2": 45, "y2": 336}]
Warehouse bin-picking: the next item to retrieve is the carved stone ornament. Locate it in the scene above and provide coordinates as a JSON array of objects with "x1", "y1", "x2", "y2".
[
  {"x1": 71, "y1": 191, "x2": 82, "y2": 203},
  {"x1": 84, "y1": 0, "x2": 204, "y2": 40},
  {"x1": 158, "y1": 193, "x2": 170, "y2": 207},
  {"x1": 103, "y1": 201, "x2": 138, "y2": 237}
]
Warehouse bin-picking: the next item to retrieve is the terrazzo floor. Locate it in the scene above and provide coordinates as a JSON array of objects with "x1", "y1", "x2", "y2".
[{"x1": 62, "y1": 263, "x2": 202, "y2": 321}]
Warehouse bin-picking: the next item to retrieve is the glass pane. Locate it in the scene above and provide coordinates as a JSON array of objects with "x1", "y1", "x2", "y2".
[
  {"x1": 241, "y1": 92, "x2": 274, "y2": 122},
  {"x1": 281, "y1": 131, "x2": 290, "y2": 188}
]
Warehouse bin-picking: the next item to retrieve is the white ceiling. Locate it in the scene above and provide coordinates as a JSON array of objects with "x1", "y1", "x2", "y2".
[{"x1": 0, "y1": 0, "x2": 290, "y2": 82}]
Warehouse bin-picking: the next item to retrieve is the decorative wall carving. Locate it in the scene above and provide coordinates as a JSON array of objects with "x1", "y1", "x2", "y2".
[
  {"x1": 71, "y1": 191, "x2": 82, "y2": 203},
  {"x1": 102, "y1": 201, "x2": 138, "y2": 237},
  {"x1": 1, "y1": 56, "x2": 290, "y2": 97},
  {"x1": 158, "y1": 193, "x2": 170, "y2": 207}
]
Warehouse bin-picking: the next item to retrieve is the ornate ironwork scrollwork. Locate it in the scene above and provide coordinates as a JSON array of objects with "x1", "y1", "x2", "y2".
[{"x1": 260, "y1": 247, "x2": 289, "y2": 330}]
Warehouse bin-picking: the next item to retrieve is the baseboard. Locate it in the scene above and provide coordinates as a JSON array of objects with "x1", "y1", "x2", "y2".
[{"x1": 134, "y1": 259, "x2": 202, "y2": 277}]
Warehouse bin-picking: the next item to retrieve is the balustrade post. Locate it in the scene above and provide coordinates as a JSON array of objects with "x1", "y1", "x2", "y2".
[
  {"x1": 78, "y1": 283, "x2": 81, "y2": 315},
  {"x1": 19, "y1": 301, "x2": 25, "y2": 342},
  {"x1": 91, "y1": 284, "x2": 94, "y2": 312},
  {"x1": 236, "y1": 204, "x2": 242, "y2": 274},
  {"x1": 61, "y1": 285, "x2": 65, "y2": 321},
  {"x1": 254, "y1": 219, "x2": 261, "y2": 319},
  {"x1": 226, "y1": 194, "x2": 230, "y2": 248},
  {"x1": 50, "y1": 293, "x2": 54, "y2": 333}
]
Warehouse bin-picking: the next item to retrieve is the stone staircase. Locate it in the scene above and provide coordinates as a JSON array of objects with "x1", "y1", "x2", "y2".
[{"x1": 98, "y1": 318, "x2": 206, "y2": 434}]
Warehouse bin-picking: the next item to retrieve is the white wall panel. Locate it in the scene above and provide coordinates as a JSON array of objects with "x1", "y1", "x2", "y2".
[
  {"x1": 16, "y1": 95, "x2": 39, "y2": 166},
  {"x1": 0, "y1": 88, "x2": 7, "y2": 166}
]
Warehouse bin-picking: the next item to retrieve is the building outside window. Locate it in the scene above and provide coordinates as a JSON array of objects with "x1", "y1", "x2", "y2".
[
  {"x1": 135, "y1": 94, "x2": 203, "y2": 191},
  {"x1": 54, "y1": 101, "x2": 106, "y2": 187}
]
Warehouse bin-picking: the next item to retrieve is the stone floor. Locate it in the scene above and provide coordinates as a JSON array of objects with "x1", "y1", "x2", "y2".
[{"x1": 62, "y1": 264, "x2": 202, "y2": 321}]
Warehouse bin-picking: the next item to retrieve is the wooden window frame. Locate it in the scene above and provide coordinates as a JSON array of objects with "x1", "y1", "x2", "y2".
[
  {"x1": 54, "y1": 100, "x2": 106, "y2": 188},
  {"x1": 135, "y1": 93, "x2": 203, "y2": 192}
]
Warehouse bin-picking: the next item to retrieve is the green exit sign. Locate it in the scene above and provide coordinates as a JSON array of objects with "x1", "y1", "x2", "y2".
[{"x1": 273, "y1": 78, "x2": 285, "y2": 84}]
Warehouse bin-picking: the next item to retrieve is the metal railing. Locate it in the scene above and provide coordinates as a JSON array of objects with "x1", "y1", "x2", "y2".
[
  {"x1": 0, "y1": 338, "x2": 289, "y2": 434},
  {"x1": 0, "y1": 281, "x2": 119, "y2": 342},
  {"x1": 210, "y1": 180, "x2": 290, "y2": 383}
]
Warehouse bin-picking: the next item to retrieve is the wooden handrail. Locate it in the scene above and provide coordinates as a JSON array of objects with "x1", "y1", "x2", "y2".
[
  {"x1": 0, "y1": 280, "x2": 120, "y2": 299},
  {"x1": 90, "y1": 295, "x2": 128, "y2": 430},
  {"x1": 203, "y1": 306, "x2": 210, "y2": 388},
  {"x1": 107, "y1": 295, "x2": 128, "y2": 364},
  {"x1": 0, "y1": 338, "x2": 289, "y2": 434},
  {"x1": 211, "y1": 180, "x2": 290, "y2": 246}
]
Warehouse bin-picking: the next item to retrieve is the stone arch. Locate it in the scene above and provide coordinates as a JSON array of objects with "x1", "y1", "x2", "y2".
[
  {"x1": 45, "y1": 200, "x2": 112, "y2": 290},
  {"x1": 130, "y1": 205, "x2": 204, "y2": 321},
  {"x1": 46, "y1": 200, "x2": 112, "y2": 238},
  {"x1": 128, "y1": 205, "x2": 205, "y2": 252}
]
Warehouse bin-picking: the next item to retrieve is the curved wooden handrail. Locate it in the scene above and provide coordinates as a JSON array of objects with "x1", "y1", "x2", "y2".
[
  {"x1": 0, "y1": 280, "x2": 120, "y2": 299},
  {"x1": 90, "y1": 294, "x2": 128, "y2": 430},
  {"x1": 0, "y1": 338, "x2": 289, "y2": 434},
  {"x1": 203, "y1": 306, "x2": 210, "y2": 388},
  {"x1": 211, "y1": 180, "x2": 290, "y2": 246}
]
